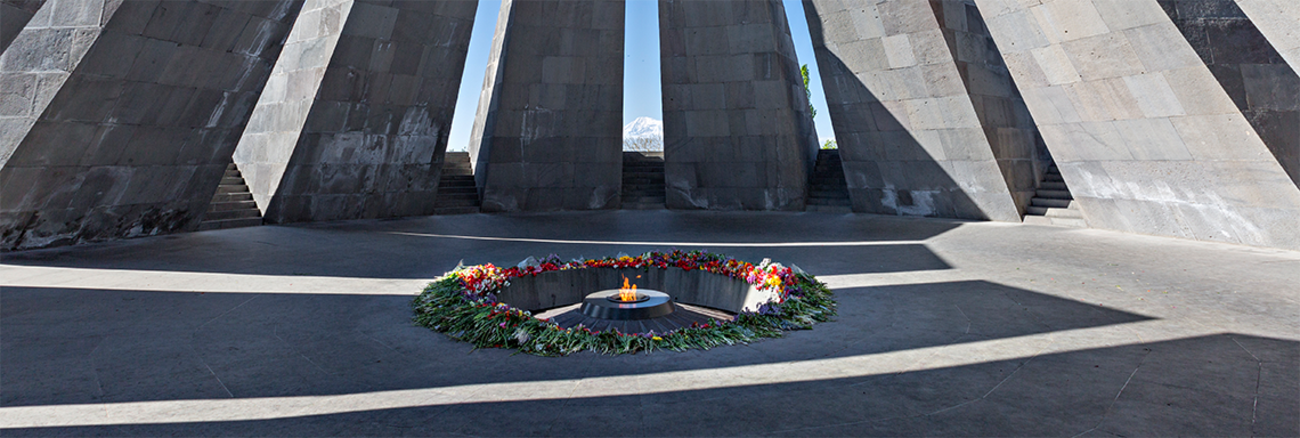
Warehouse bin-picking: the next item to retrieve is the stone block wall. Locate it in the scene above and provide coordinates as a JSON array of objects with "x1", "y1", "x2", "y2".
[
  {"x1": 803, "y1": 0, "x2": 1019, "y2": 220},
  {"x1": 1158, "y1": 0, "x2": 1299, "y2": 188},
  {"x1": 0, "y1": 0, "x2": 300, "y2": 250},
  {"x1": 469, "y1": 0, "x2": 625, "y2": 212},
  {"x1": 0, "y1": 0, "x2": 102, "y2": 170},
  {"x1": 232, "y1": 0, "x2": 477, "y2": 223},
  {"x1": 0, "y1": 0, "x2": 44, "y2": 54},
  {"x1": 931, "y1": 0, "x2": 1051, "y2": 214},
  {"x1": 1234, "y1": 0, "x2": 1300, "y2": 71},
  {"x1": 660, "y1": 0, "x2": 817, "y2": 211},
  {"x1": 975, "y1": 0, "x2": 1300, "y2": 250}
]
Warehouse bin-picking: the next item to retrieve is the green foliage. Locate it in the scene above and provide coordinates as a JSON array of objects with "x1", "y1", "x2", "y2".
[
  {"x1": 821, "y1": 139, "x2": 837, "y2": 150},
  {"x1": 801, "y1": 64, "x2": 817, "y2": 119}
]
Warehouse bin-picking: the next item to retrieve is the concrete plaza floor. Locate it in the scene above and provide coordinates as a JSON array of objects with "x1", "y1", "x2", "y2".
[{"x1": 2, "y1": 211, "x2": 1297, "y2": 436}]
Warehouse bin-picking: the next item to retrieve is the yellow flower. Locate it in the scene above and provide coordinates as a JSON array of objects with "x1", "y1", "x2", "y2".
[{"x1": 652, "y1": 336, "x2": 662, "y2": 341}]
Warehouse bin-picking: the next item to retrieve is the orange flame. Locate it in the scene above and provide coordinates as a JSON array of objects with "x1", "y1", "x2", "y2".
[{"x1": 619, "y1": 275, "x2": 638, "y2": 301}]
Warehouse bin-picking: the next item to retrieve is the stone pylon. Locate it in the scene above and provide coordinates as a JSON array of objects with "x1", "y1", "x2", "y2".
[
  {"x1": 1157, "y1": 0, "x2": 1299, "y2": 187},
  {"x1": 0, "y1": 0, "x2": 45, "y2": 55},
  {"x1": 1234, "y1": 0, "x2": 1300, "y2": 71},
  {"x1": 469, "y1": 0, "x2": 625, "y2": 212},
  {"x1": 2, "y1": 0, "x2": 108, "y2": 170},
  {"x1": 0, "y1": 0, "x2": 301, "y2": 250},
  {"x1": 803, "y1": 0, "x2": 1028, "y2": 221},
  {"x1": 660, "y1": 0, "x2": 818, "y2": 211},
  {"x1": 975, "y1": 0, "x2": 1300, "y2": 250},
  {"x1": 232, "y1": 0, "x2": 477, "y2": 223}
]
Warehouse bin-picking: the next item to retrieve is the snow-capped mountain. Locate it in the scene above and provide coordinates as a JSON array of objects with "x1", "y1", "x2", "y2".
[
  {"x1": 622, "y1": 116, "x2": 663, "y2": 152},
  {"x1": 623, "y1": 116, "x2": 663, "y2": 139}
]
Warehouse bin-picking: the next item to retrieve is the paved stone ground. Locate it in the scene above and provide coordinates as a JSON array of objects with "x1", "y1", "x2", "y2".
[{"x1": 2, "y1": 211, "x2": 1297, "y2": 437}]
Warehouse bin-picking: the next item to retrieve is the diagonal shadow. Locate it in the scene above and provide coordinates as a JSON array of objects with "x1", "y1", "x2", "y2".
[
  {"x1": 2, "y1": 279, "x2": 1149, "y2": 411},
  {"x1": 3, "y1": 332, "x2": 1292, "y2": 436},
  {"x1": 0, "y1": 211, "x2": 963, "y2": 278}
]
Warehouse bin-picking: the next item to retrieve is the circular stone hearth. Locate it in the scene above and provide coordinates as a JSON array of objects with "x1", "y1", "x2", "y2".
[
  {"x1": 579, "y1": 289, "x2": 675, "y2": 320},
  {"x1": 412, "y1": 251, "x2": 836, "y2": 356}
]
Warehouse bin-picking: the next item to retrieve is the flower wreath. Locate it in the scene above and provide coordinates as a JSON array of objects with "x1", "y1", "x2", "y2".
[{"x1": 412, "y1": 250, "x2": 836, "y2": 356}]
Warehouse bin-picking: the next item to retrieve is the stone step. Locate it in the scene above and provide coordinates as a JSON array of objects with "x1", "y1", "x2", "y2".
[
  {"x1": 224, "y1": 169, "x2": 242, "y2": 178},
  {"x1": 211, "y1": 192, "x2": 253, "y2": 203},
  {"x1": 624, "y1": 196, "x2": 665, "y2": 203},
  {"x1": 1025, "y1": 205, "x2": 1083, "y2": 218},
  {"x1": 208, "y1": 200, "x2": 257, "y2": 212},
  {"x1": 215, "y1": 185, "x2": 250, "y2": 194},
  {"x1": 220, "y1": 177, "x2": 244, "y2": 185},
  {"x1": 1040, "y1": 181, "x2": 1067, "y2": 190},
  {"x1": 810, "y1": 194, "x2": 849, "y2": 201},
  {"x1": 1030, "y1": 198, "x2": 1072, "y2": 208},
  {"x1": 806, "y1": 204, "x2": 851, "y2": 213},
  {"x1": 1044, "y1": 174, "x2": 1064, "y2": 182},
  {"x1": 433, "y1": 206, "x2": 479, "y2": 215},
  {"x1": 622, "y1": 202, "x2": 665, "y2": 210},
  {"x1": 195, "y1": 217, "x2": 262, "y2": 231},
  {"x1": 437, "y1": 197, "x2": 479, "y2": 204},
  {"x1": 438, "y1": 185, "x2": 478, "y2": 194},
  {"x1": 1035, "y1": 189, "x2": 1072, "y2": 199},
  {"x1": 225, "y1": 163, "x2": 238, "y2": 170},
  {"x1": 810, "y1": 182, "x2": 846, "y2": 189},
  {"x1": 204, "y1": 208, "x2": 261, "y2": 221}
]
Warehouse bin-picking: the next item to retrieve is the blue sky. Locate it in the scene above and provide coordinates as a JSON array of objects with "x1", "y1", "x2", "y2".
[{"x1": 446, "y1": 0, "x2": 834, "y2": 151}]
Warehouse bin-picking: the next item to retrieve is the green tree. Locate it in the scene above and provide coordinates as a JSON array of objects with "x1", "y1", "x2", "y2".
[{"x1": 801, "y1": 64, "x2": 817, "y2": 119}]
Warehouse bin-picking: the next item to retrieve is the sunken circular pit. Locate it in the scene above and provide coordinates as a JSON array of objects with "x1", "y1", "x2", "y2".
[
  {"x1": 412, "y1": 250, "x2": 836, "y2": 356},
  {"x1": 579, "y1": 289, "x2": 673, "y2": 320}
]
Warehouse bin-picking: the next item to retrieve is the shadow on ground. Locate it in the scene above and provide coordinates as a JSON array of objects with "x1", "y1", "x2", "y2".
[
  {"x1": 0, "y1": 211, "x2": 963, "y2": 278},
  {"x1": 3, "y1": 330, "x2": 1293, "y2": 437},
  {"x1": 3, "y1": 279, "x2": 1149, "y2": 405}
]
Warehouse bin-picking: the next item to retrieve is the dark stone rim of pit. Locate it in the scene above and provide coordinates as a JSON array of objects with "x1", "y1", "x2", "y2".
[
  {"x1": 606, "y1": 292, "x2": 650, "y2": 303},
  {"x1": 581, "y1": 289, "x2": 674, "y2": 320}
]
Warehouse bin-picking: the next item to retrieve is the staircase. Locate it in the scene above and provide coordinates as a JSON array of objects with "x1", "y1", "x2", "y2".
[
  {"x1": 806, "y1": 149, "x2": 851, "y2": 212},
  {"x1": 1023, "y1": 164, "x2": 1085, "y2": 228},
  {"x1": 434, "y1": 152, "x2": 480, "y2": 215},
  {"x1": 622, "y1": 152, "x2": 665, "y2": 209},
  {"x1": 196, "y1": 163, "x2": 262, "y2": 231}
]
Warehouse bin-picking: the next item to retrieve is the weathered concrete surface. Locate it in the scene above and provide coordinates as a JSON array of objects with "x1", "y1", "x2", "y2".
[
  {"x1": 0, "y1": 0, "x2": 44, "y2": 54},
  {"x1": 0, "y1": 0, "x2": 301, "y2": 251},
  {"x1": 469, "y1": 0, "x2": 624, "y2": 212},
  {"x1": 660, "y1": 0, "x2": 817, "y2": 211},
  {"x1": 1235, "y1": 0, "x2": 1300, "y2": 71},
  {"x1": 1159, "y1": 0, "x2": 1300, "y2": 188},
  {"x1": 232, "y1": 0, "x2": 477, "y2": 223},
  {"x1": 0, "y1": 0, "x2": 105, "y2": 170},
  {"x1": 975, "y1": 0, "x2": 1300, "y2": 250},
  {"x1": 1, "y1": 211, "x2": 1296, "y2": 436},
  {"x1": 804, "y1": 0, "x2": 1024, "y2": 221}
]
